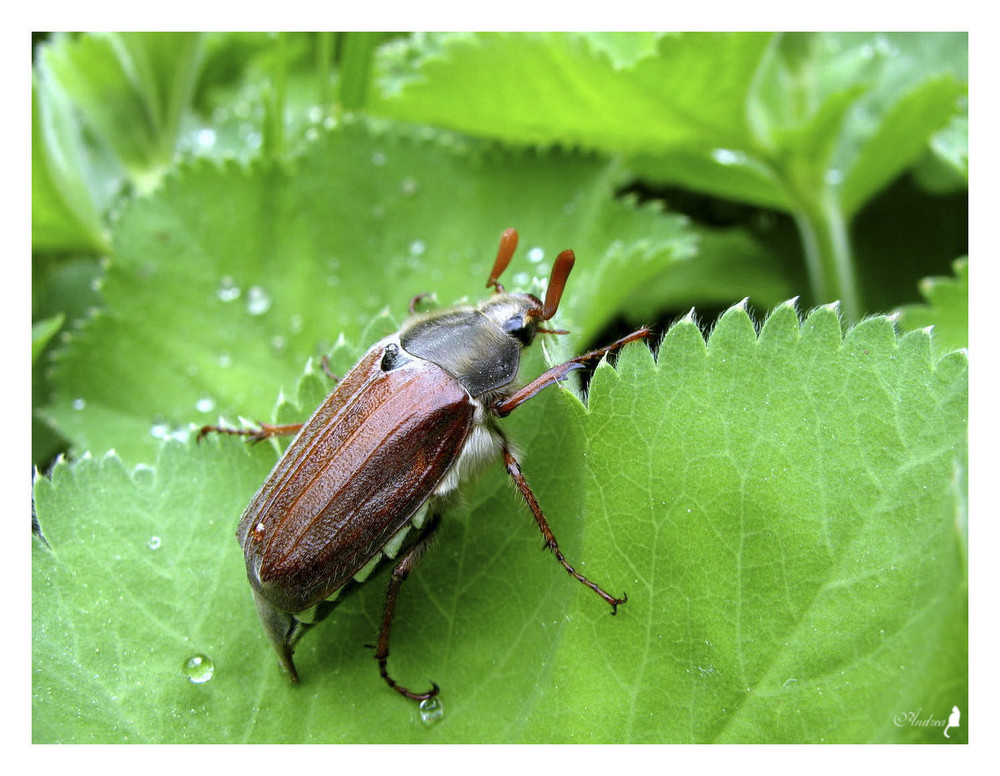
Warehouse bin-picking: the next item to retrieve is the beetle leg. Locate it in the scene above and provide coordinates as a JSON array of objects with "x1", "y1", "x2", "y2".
[
  {"x1": 408, "y1": 292, "x2": 437, "y2": 316},
  {"x1": 374, "y1": 515, "x2": 442, "y2": 702},
  {"x1": 501, "y1": 442, "x2": 627, "y2": 615},
  {"x1": 250, "y1": 587, "x2": 310, "y2": 683},
  {"x1": 493, "y1": 327, "x2": 652, "y2": 417},
  {"x1": 319, "y1": 354, "x2": 340, "y2": 382},
  {"x1": 197, "y1": 422, "x2": 303, "y2": 443}
]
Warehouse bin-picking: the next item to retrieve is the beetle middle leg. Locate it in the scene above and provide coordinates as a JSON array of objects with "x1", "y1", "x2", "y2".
[
  {"x1": 373, "y1": 515, "x2": 442, "y2": 702},
  {"x1": 501, "y1": 441, "x2": 627, "y2": 614}
]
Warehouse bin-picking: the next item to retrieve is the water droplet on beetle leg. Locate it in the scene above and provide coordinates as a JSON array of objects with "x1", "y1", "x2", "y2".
[
  {"x1": 182, "y1": 654, "x2": 214, "y2": 684},
  {"x1": 419, "y1": 696, "x2": 443, "y2": 726}
]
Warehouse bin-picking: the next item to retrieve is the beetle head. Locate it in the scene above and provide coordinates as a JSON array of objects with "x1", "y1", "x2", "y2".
[{"x1": 479, "y1": 229, "x2": 575, "y2": 348}]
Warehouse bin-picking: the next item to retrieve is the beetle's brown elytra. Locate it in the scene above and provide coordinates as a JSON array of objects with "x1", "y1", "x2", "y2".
[{"x1": 199, "y1": 229, "x2": 651, "y2": 702}]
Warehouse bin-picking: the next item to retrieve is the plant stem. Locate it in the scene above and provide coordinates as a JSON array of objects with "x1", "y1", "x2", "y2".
[
  {"x1": 338, "y1": 32, "x2": 382, "y2": 110},
  {"x1": 792, "y1": 186, "x2": 861, "y2": 320}
]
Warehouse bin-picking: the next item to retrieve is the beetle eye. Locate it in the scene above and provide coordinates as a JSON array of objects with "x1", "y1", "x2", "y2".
[{"x1": 503, "y1": 315, "x2": 533, "y2": 346}]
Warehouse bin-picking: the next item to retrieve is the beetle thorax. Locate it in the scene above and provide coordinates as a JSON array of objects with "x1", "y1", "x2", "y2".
[{"x1": 398, "y1": 292, "x2": 543, "y2": 398}]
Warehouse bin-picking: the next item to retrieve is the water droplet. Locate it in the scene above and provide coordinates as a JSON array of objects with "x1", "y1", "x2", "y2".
[
  {"x1": 147, "y1": 536, "x2": 162, "y2": 550},
  {"x1": 409, "y1": 239, "x2": 426, "y2": 256},
  {"x1": 400, "y1": 177, "x2": 419, "y2": 196},
  {"x1": 372, "y1": 151, "x2": 388, "y2": 167},
  {"x1": 824, "y1": 168, "x2": 844, "y2": 185},
  {"x1": 246, "y1": 286, "x2": 272, "y2": 316},
  {"x1": 290, "y1": 314, "x2": 304, "y2": 334},
  {"x1": 195, "y1": 396, "x2": 216, "y2": 413},
  {"x1": 270, "y1": 335, "x2": 287, "y2": 352},
  {"x1": 419, "y1": 696, "x2": 444, "y2": 726},
  {"x1": 307, "y1": 105, "x2": 324, "y2": 123},
  {"x1": 72, "y1": 398, "x2": 87, "y2": 411},
  {"x1": 711, "y1": 148, "x2": 746, "y2": 166},
  {"x1": 217, "y1": 277, "x2": 240, "y2": 303},
  {"x1": 150, "y1": 422, "x2": 171, "y2": 439},
  {"x1": 195, "y1": 128, "x2": 217, "y2": 149},
  {"x1": 217, "y1": 351, "x2": 233, "y2": 368},
  {"x1": 527, "y1": 247, "x2": 545, "y2": 263},
  {"x1": 182, "y1": 654, "x2": 214, "y2": 684}
]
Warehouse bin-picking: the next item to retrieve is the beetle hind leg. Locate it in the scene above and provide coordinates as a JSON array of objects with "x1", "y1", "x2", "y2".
[{"x1": 373, "y1": 515, "x2": 442, "y2": 702}]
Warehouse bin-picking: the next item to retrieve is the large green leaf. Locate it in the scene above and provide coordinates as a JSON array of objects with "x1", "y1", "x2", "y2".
[
  {"x1": 33, "y1": 305, "x2": 967, "y2": 743},
  {"x1": 374, "y1": 32, "x2": 772, "y2": 156},
  {"x1": 373, "y1": 32, "x2": 966, "y2": 219},
  {"x1": 40, "y1": 120, "x2": 698, "y2": 463}
]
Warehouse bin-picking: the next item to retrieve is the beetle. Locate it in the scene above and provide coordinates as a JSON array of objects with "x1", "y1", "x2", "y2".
[{"x1": 200, "y1": 229, "x2": 650, "y2": 701}]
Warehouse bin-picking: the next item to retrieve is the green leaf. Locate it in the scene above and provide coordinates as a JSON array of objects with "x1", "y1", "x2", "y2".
[
  {"x1": 31, "y1": 75, "x2": 110, "y2": 254},
  {"x1": 373, "y1": 32, "x2": 773, "y2": 154},
  {"x1": 913, "y1": 113, "x2": 968, "y2": 194},
  {"x1": 41, "y1": 120, "x2": 696, "y2": 462},
  {"x1": 839, "y1": 74, "x2": 965, "y2": 218},
  {"x1": 895, "y1": 258, "x2": 968, "y2": 358},
  {"x1": 37, "y1": 32, "x2": 203, "y2": 190},
  {"x1": 33, "y1": 305, "x2": 967, "y2": 742},
  {"x1": 32, "y1": 314, "x2": 65, "y2": 364}
]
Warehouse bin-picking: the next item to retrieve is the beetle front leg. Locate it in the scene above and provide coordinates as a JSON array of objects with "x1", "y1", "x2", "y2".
[
  {"x1": 374, "y1": 515, "x2": 442, "y2": 702},
  {"x1": 493, "y1": 327, "x2": 652, "y2": 417},
  {"x1": 501, "y1": 442, "x2": 626, "y2": 614}
]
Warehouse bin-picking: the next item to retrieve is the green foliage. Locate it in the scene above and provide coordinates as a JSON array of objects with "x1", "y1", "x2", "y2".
[
  {"x1": 33, "y1": 307, "x2": 967, "y2": 743},
  {"x1": 373, "y1": 32, "x2": 967, "y2": 319},
  {"x1": 31, "y1": 32, "x2": 967, "y2": 744},
  {"x1": 896, "y1": 259, "x2": 968, "y2": 358}
]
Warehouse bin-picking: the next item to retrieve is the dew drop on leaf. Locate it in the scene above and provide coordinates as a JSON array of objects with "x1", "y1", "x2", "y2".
[
  {"x1": 246, "y1": 286, "x2": 272, "y2": 316},
  {"x1": 418, "y1": 696, "x2": 444, "y2": 726},
  {"x1": 217, "y1": 277, "x2": 240, "y2": 303},
  {"x1": 182, "y1": 654, "x2": 214, "y2": 684}
]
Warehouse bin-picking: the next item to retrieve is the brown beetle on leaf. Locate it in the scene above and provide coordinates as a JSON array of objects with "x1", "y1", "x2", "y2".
[{"x1": 201, "y1": 229, "x2": 650, "y2": 702}]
